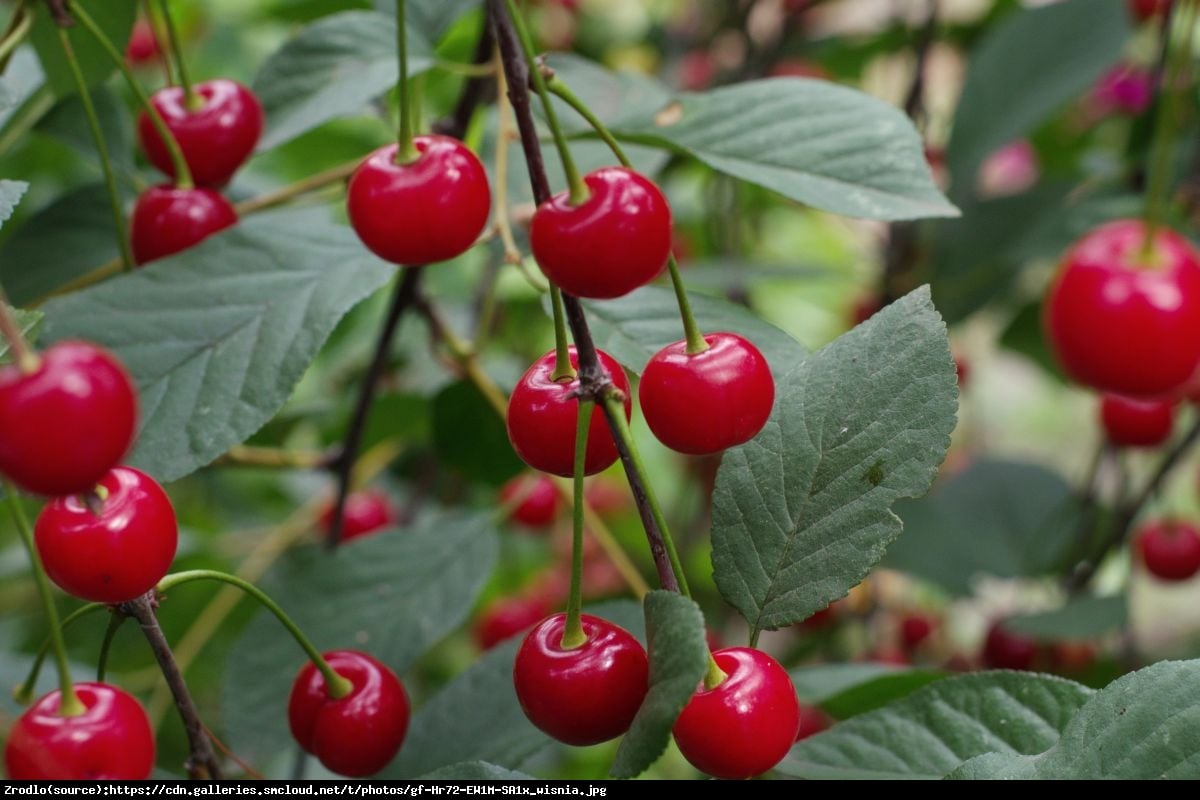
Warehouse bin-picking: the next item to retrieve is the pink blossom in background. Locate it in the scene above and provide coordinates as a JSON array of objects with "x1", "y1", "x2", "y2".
[
  {"x1": 1092, "y1": 64, "x2": 1154, "y2": 117},
  {"x1": 977, "y1": 139, "x2": 1039, "y2": 198}
]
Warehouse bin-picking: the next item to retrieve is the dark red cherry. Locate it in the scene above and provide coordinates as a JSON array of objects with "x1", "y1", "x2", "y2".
[
  {"x1": 506, "y1": 347, "x2": 631, "y2": 477},
  {"x1": 346, "y1": 136, "x2": 490, "y2": 266},
  {"x1": 672, "y1": 647, "x2": 800, "y2": 780},
  {"x1": 319, "y1": 489, "x2": 397, "y2": 542},
  {"x1": 473, "y1": 593, "x2": 555, "y2": 651},
  {"x1": 529, "y1": 166, "x2": 672, "y2": 299},
  {"x1": 288, "y1": 650, "x2": 409, "y2": 777},
  {"x1": 130, "y1": 185, "x2": 238, "y2": 265},
  {"x1": 1100, "y1": 393, "x2": 1175, "y2": 448},
  {"x1": 795, "y1": 702, "x2": 831, "y2": 742},
  {"x1": 137, "y1": 79, "x2": 264, "y2": 187},
  {"x1": 0, "y1": 341, "x2": 137, "y2": 497},
  {"x1": 499, "y1": 473, "x2": 560, "y2": 530},
  {"x1": 4, "y1": 683, "x2": 155, "y2": 780},
  {"x1": 1044, "y1": 219, "x2": 1200, "y2": 397},
  {"x1": 1135, "y1": 520, "x2": 1200, "y2": 582},
  {"x1": 512, "y1": 613, "x2": 648, "y2": 746},
  {"x1": 35, "y1": 466, "x2": 177, "y2": 604},
  {"x1": 982, "y1": 621, "x2": 1039, "y2": 671},
  {"x1": 639, "y1": 332, "x2": 774, "y2": 455},
  {"x1": 899, "y1": 612, "x2": 937, "y2": 651},
  {"x1": 1128, "y1": 0, "x2": 1172, "y2": 22}
]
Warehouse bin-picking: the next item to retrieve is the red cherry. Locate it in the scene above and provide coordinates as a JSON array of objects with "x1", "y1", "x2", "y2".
[
  {"x1": 4, "y1": 683, "x2": 155, "y2": 780},
  {"x1": 124, "y1": 19, "x2": 161, "y2": 67},
  {"x1": 673, "y1": 647, "x2": 800, "y2": 779},
  {"x1": 499, "y1": 473, "x2": 560, "y2": 530},
  {"x1": 1050, "y1": 641, "x2": 1097, "y2": 675},
  {"x1": 1128, "y1": 0, "x2": 1172, "y2": 22},
  {"x1": 850, "y1": 295, "x2": 884, "y2": 327},
  {"x1": 1044, "y1": 219, "x2": 1200, "y2": 397},
  {"x1": 768, "y1": 59, "x2": 828, "y2": 79},
  {"x1": 954, "y1": 355, "x2": 970, "y2": 388},
  {"x1": 899, "y1": 612, "x2": 937, "y2": 651},
  {"x1": 0, "y1": 341, "x2": 137, "y2": 497},
  {"x1": 35, "y1": 467, "x2": 177, "y2": 604},
  {"x1": 1100, "y1": 393, "x2": 1176, "y2": 448},
  {"x1": 319, "y1": 489, "x2": 397, "y2": 542},
  {"x1": 639, "y1": 333, "x2": 774, "y2": 455},
  {"x1": 530, "y1": 166, "x2": 672, "y2": 299},
  {"x1": 1134, "y1": 520, "x2": 1200, "y2": 581},
  {"x1": 473, "y1": 593, "x2": 554, "y2": 651},
  {"x1": 137, "y1": 79, "x2": 264, "y2": 187},
  {"x1": 982, "y1": 621, "x2": 1039, "y2": 671},
  {"x1": 506, "y1": 347, "x2": 631, "y2": 477},
  {"x1": 513, "y1": 613, "x2": 648, "y2": 746},
  {"x1": 583, "y1": 477, "x2": 630, "y2": 516},
  {"x1": 288, "y1": 650, "x2": 409, "y2": 777},
  {"x1": 678, "y1": 51, "x2": 715, "y2": 91},
  {"x1": 130, "y1": 185, "x2": 238, "y2": 265},
  {"x1": 795, "y1": 702, "x2": 831, "y2": 742},
  {"x1": 346, "y1": 136, "x2": 490, "y2": 266},
  {"x1": 798, "y1": 603, "x2": 836, "y2": 631}
]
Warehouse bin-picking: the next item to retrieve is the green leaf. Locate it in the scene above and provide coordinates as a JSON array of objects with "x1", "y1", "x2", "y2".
[
  {"x1": 253, "y1": 11, "x2": 434, "y2": 151},
  {"x1": 791, "y1": 663, "x2": 908, "y2": 704},
  {"x1": 778, "y1": 672, "x2": 1093, "y2": 780},
  {"x1": 616, "y1": 79, "x2": 957, "y2": 221},
  {"x1": 36, "y1": 85, "x2": 135, "y2": 176},
  {"x1": 0, "y1": 179, "x2": 27, "y2": 226},
  {"x1": 711, "y1": 287, "x2": 957, "y2": 637},
  {"x1": 39, "y1": 211, "x2": 394, "y2": 483},
  {"x1": 431, "y1": 380, "x2": 524, "y2": 486},
  {"x1": 28, "y1": 0, "x2": 138, "y2": 100},
  {"x1": 222, "y1": 510, "x2": 499, "y2": 767},
  {"x1": 817, "y1": 668, "x2": 948, "y2": 721},
  {"x1": 1006, "y1": 595, "x2": 1127, "y2": 642},
  {"x1": 885, "y1": 460, "x2": 1078, "y2": 596},
  {"x1": 0, "y1": 184, "x2": 126, "y2": 306},
  {"x1": 610, "y1": 591, "x2": 708, "y2": 779},
  {"x1": 420, "y1": 763, "x2": 535, "y2": 780},
  {"x1": 0, "y1": 308, "x2": 44, "y2": 366},
  {"x1": 375, "y1": 0, "x2": 480, "y2": 42},
  {"x1": 944, "y1": 751, "x2": 1039, "y2": 780},
  {"x1": 577, "y1": 286, "x2": 807, "y2": 378},
  {"x1": 945, "y1": 0, "x2": 1131, "y2": 183},
  {"x1": 545, "y1": 54, "x2": 675, "y2": 136}
]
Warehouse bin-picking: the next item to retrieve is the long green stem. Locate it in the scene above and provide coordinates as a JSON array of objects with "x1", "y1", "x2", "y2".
[
  {"x1": 58, "y1": 29, "x2": 133, "y2": 271},
  {"x1": 549, "y1": 286, "x2": 575, "y2": 381},
  {"x1": 156, "y1": 0, "x2": 199, "y2": 109},
  {"x1": 560, "y1": 400, "x2": 593, "y2": 650},
  {"x1": 0, "y1": 4, "x2": 32, "y2": 67},
  {"x1": 14, "y1": 603, "x2": 105, "y2": 704},
  {"x1": 141, "y1": 0, "x2": 176, "y2": 85},
  {"x1": 501, "y1": 0, "x2": 585, "y2": 203},
  {"x1": 4, "y1": 482, "x2": 83, "y2": 715},
  {"x1": 0, "y1": 284, "x2": 40, "y2": 374},
  {"x1": 96, "y1": 612, "x2": 125, "y2": 682},
  {"x1": 156, "y1": 570, "x2": 352, "y2": 698},
  {"x1": 395, "y1": 0, "x2": 418, "y2": 163},
  {"x1": 70, "y1": 2, "x2": 194, "y2": 189},
  {"x1": 1142, "y1": 0, "x2": 1198, "y2": 253}
]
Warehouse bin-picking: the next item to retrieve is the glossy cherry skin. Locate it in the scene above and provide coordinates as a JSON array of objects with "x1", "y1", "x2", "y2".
[
  {"x1": 513, "y1": 613, "x2": 648, "y2": 746},
  {"x1": 288, "y1": 650, "x2": 409, "y2": 777},
  {"x1": 474, "y1": 593, "x2": 555, "y2": 651},
  {"x1": 320, "y1": 489, "x2": 398, "y2": 542},
  {"x1": 0, "y1": 341, "x2": 137, "y2": 496},
  {"x1": 346, "y1": 137, "x2": 490, "y2": 266},
  {"x1": 982, "y1": 621, "x2": 1039, "y2": 671},
  {"x1": 639, "y1": 333, "x2": 774, "y2": 455},
  {"x1": 137, "y1": 79, "x2": 264, "y2": 187},
  {"x1": 1100, "y1": 393, "x2": 1175, "y2": 448},
  {"x1": 35, "y1": 467, "x2": 177, "y2": 604},
  {"x1": 1135, "y1": 520, "x2": 1200, "y2": 581},
  {"x1": 4, "y1": 683, "x2": 155, "y2": 780},
  {"x1": 130, "y1": 185, "x2": 238, "y2": 265},
  {"x1": 673, "y1": 647, "x2": 800, "y2": 780},
  {"x1": 530, "y1": 166, "x2": 672, "y2": 299},
  {"x1": 506, "y1": 347, "x2": 631, "y2": 477},
  {"x1": 500, "y1": 473, "x2": 560, "y2": 529},
  {"x1": 1043, "y1": 219, "x2": 1200, "y2": 397}
]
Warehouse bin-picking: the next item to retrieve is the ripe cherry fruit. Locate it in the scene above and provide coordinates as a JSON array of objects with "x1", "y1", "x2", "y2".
[
  {"x1": 289, "y1": 650, "x2": 409, "y2": 777},
  {"x1": 0, "y1": 341, "x2": 137, "y2": 497},
  {"x1": 124, "y1": 18, "x2": 161, "y2": 67},
  {"x1": 673, "y1": 647, "x2": 800, "y2": 780},
  {"x1": 639, "y1": 332, "x2": 774, "y2": 455},
  {"x1": 513, "y1": 613, "x2": 648, "y2": 745},
  {"x1": 138, "y1": 79, "x2": 264, "y2": 187},
  {"x1": 1100, "y1": 394, "x2": 1175, "y2": 448},
  {"x1": 130, "y1": 185, "x2": 238, "y2": 265},
  {"x1": 499, "y1": 473, "x2": 560, "y2": 530},
  {"x1": 1044, "y1": 219, "x2": 1200, "y2": 397},
  {"x1": 1134, "y1": 520, "x2": 1200, "y2": 582},
  {"x1": 530, "y1": 166, "x2": 672, "y2": 299},
  {"x1": 795, "y1": 702, "x2": 831, "y2": 742},
  {"x1": 474, "y1": 593, "x2": 554, "y2": 651},
  {"x1": 1128, "y1": 0, "x2": 1172, "y2": 22},
  {"x1": 981, "y1": 620, "x2": 1039, "y2": 671},
  {"x1": 4, "y1": 683, "x2": 155, "y2": 780},
  {"x1": 320, "y1": 489, "x2": 398, "y2": 542},
  {"x1": 346, "y1": 136, "x2": 490, "y2": 266},
  {"x1": 506, "y1": 347, "x2": 631, "y2": 477},
  {"x1": 898, "y1": 612, "x2": 937, "y2": 652},
  {"x1": 35, "y1": 467, "x2": 177, "y2": 604}
]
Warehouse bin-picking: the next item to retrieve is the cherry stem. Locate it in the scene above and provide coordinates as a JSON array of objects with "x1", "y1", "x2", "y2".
[
  {"x1": 68, "y1": 2, "x2": 195, "y2": 189},
  {"x1": 394, "y1": 0, "x2": 419, "y2": 163},
  {"x1": 14, "y1": 602, "x2": 105, "y2": 706},
  {"x1": 703, "y1": 653, "x2": 728, "y2": 690},
  {"x1": 500, "y1": 0, "x2": 586, "y2": 205},
  {"x1": 57, "y1": 28, "x2": 134, "y2": 271},
  {"x1": 560, "y1": 400, "x2": 593, "y2": 650},
  {"x1": 549, "y1": 286, "x2": 576, "y2": 381},
  {"x1": 141, "y1": 0, "x2": 177, "y2": 86},
  {"x1": 3, "y1": 481, "x2": 84, "y2": 716},
  {"x1": 1141, "y1": 0, "x2": 1197, "y2": 256},
  {"x1": 156, "y1": 0, "x2": 198, "y2": 110},
  {"x1": 0, "y1": 4, "x2": 33, "y2": 68},
  {"x1": 156, "y1": 570, "x2": 354, "y2": 699},
  {"x1": 547, "y1": 76, "x2": 709, "y2": 354},
  {"x1": 415, "y1": 291, "x2": 509, "y2": 415},
  {"x1": 96, "y1": 611, "x2": 124, "y2": 682},
  {"x1": 214, "y1": 444, "x2": 333, "y2": 470},
  {"x1": 0, "y1": 284, "x2": 40, "y2": 374}
]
